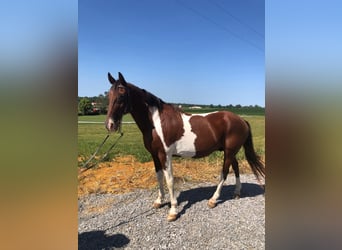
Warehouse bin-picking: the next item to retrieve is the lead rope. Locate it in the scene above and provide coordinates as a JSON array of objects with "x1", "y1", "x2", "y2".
[
  {"x1": 99, "y1": 130, "x2": 124, "y2": 162},
  {"x1": 80, "y1": 125, "x2": 124, "y2": 174}
]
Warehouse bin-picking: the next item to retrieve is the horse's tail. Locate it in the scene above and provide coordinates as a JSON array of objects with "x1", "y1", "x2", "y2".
[{"x1": 243, "y1": 120, "x2": 265, "y2": 182}]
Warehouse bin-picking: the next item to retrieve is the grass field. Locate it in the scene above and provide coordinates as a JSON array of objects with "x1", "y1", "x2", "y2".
[{"x1": 78, "y1": 113, "x2": 265, "y2": 167}]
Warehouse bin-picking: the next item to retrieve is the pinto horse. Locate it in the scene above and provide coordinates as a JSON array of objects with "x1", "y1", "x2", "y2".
[{"x1": 105, "y1": 72, "x2": 265, "y2": 222}]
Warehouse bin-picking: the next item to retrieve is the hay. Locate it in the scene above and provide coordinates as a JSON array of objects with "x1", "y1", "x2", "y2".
[{"x1": 78, "y1": 155, "x2": 260, "y2": 197}]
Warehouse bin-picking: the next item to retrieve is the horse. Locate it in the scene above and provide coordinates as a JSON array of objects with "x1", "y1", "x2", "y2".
[{"x1": 105, "y1": 72, "x2": 265, "y2": 222}]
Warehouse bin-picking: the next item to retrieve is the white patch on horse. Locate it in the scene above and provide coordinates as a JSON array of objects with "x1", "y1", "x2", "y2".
[
  {"x1": 149, "y1": 107, "x2": 168, "y2": 150},
  {"x1": 172, "y1": 113, "x2": 197, "y2": 157},
  {"x1": 149, "y1": 107, "x2": 197, "y2": 157},
  {"x1": 193, "y1": 111, "x2": 218, "y2": 117}
]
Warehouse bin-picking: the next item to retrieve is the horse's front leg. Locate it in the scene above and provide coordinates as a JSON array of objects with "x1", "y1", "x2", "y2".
[
  {"x1": 152, "y1": 156, "x2": 165, "y2": 208},
  {"x1": 153, "y1": 170, "x2": 164, "y2": 208},
  {"x1": 163, "y1": 156, "x2": 178, "y2": 222}
]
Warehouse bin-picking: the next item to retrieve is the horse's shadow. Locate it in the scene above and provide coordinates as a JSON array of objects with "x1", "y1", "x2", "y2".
[
  {"x1": 78, "y1": 230, "x2": 130, "y2": 250},
  {"x1": 177, "y1": 183, "x2": 264, "y2": 218}
]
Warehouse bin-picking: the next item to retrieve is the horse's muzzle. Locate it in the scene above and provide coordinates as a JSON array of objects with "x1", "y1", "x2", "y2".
[{"x1": 106, "y1": 118, "x2": 121, "y2": 132}]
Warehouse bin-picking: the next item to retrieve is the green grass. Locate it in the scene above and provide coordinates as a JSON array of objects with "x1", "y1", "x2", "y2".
[
  {"x1": 78, "y1": 114, "x2": 265, "y2": 167},
  {"x1": 78, "y1": 117, "x2": 149, "y2": 166},
  {"x1": 78, "y1": 114, "x2": 134, "y2": 122}
]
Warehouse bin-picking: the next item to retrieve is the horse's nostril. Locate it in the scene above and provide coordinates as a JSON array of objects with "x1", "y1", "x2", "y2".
[{"x1": 105, "y1": 118, "x2": 115, "y2": 131}]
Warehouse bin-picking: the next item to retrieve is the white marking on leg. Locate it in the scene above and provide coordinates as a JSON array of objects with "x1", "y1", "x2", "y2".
[
  {"x1": 154, "y1": 170, "x2": 164, "y2": 206},
  {"x1": 163, "y1": 155, "x2": 177, "y2": 217},
  {"x1": 234, "y1": 177, "x2": 241, "y2": 196},
  {"x1": 210, "y1": 172, "x2": 225, "y2": 204}
]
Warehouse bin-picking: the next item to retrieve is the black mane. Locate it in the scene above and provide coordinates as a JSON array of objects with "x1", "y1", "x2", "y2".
[
  {"x1": 125, "y1": 82, "x2": 165, "y2": 111},
  {"x1": 142, "y1": 89, "x2": 165, "y2": 109}
]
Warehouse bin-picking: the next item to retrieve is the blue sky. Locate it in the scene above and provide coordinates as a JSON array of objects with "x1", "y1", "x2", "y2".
[{"x1": 79, "y1": 0, "x2": 264, "y2": 106}]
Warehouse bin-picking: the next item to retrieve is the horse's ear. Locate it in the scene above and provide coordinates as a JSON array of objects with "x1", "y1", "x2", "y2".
[
  {"x1": 108, "y1": 72, "x2": 116, "y2": 84},
  {"x1": 118, "y1": 72, "x2": 127, "y2": 86}
]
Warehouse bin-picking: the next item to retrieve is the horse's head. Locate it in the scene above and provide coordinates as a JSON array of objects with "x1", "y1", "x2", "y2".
[{"x1": 105, "y1": 72, "x2": 130, "y2": 132}]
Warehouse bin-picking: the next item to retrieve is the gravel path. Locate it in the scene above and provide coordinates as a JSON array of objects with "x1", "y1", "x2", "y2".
[{"x1": 79, "y1": 174, "x2": 265, "y2": 249}]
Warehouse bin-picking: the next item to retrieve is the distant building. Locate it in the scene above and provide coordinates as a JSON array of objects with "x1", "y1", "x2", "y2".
[
  {"x1": 91, "y1": 102, "x2": 100, "y2": 113},
  {"x1": 189, "y1": 106, "x2": 202, "y2": 109}
]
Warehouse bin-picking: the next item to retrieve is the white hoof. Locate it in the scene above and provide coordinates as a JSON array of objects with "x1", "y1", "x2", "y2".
[
  {"x1": 153, "y1": 202, "x2": 162, "y2": 209},
  {"x1": 207, "y1": 199, "x2": 216, "y2": 208},
  {"x1": 167, "y1": 213, "x2": 177, "y2": 222}
]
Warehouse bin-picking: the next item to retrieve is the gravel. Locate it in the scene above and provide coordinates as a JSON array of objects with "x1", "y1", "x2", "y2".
[{"x1": 79, "y1": 174, "x2": 265, "y2": 250}]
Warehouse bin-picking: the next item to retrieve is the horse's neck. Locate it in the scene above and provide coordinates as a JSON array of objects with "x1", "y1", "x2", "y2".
[
  {"x1": 129, "y1": 90, "x2": 154, "y2": 134},
  {"x1": 130, "y1": 106, "x2": 153, "y2": 134}
]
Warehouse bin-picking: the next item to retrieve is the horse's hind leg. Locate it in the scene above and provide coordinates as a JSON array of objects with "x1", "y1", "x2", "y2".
[
  {"x1": 232, "y1": 157, "x2": 241, "y2": 199},
  {"x1": 208, "y1": 152, "x2": 232, "y2": 208}
]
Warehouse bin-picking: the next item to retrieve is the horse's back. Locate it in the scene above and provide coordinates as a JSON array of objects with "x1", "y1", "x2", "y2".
[{"x1": 189, "y1": 111, "x2": 249, "y2": 156}]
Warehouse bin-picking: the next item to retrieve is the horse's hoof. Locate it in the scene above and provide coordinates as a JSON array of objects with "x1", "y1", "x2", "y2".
[
  {"x1": 153, "y1": 202, "x2": 162, "y2": 209},
  {"x1": 234, "y1": 194, "x2": 240, "y2": 199},
  {"x1": 167, "y1": 213, "x2": 177, "y2": 222},
  {"x1": 207, "y1": 199, "x2": 216, "y2": 208}
]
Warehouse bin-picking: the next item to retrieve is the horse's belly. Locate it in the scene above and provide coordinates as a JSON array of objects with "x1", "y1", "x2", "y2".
[
  {"x1": 171, "y1": 140, "x2": 219, "y2": 158},
  {"x1": 171, "y1": 136, "x2": 196, "y2": 158}
]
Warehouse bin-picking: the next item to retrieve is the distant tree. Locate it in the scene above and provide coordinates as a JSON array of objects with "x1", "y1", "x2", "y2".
[
  {"x1": 78, "y1": 97, "x2": 92, "y2": 115},
  {"x1": 96, "y1": 92, "x2": 109, "y2": 114}
]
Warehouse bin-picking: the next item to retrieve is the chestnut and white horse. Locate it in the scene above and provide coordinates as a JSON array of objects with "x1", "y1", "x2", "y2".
[{"x1": 105, "y1": 72, "x2": 265, "y2": 221}]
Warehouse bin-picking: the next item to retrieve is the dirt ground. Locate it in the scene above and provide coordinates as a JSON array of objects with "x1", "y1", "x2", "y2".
[{"x1": 78, "y1": 155, "x2": 262, "y2": 197}]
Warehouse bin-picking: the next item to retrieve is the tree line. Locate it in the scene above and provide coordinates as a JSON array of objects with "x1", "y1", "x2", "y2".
[
  {"x1": 78, "y1": 93, "x2": 265, "y2": 116},
  {"x1": 78, "y1": 92, "x2": 109, "y2": 115}
]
